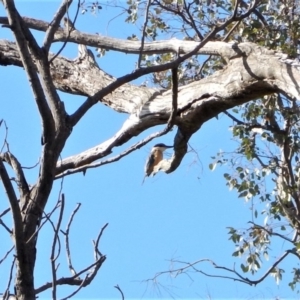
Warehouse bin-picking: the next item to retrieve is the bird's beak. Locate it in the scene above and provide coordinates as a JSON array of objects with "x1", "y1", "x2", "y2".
[{"x1": 164, "y1": 145, "x2": 173, "y2": 149}]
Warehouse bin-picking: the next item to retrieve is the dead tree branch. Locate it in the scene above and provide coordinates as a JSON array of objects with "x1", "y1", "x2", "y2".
[
  {"x1": 114, "y1": 284, "x2": 125, "y2": 300},
  {"x1": 62, "y1": 203, "x2": 82, "y2": 276},
  {"x1": 3, "y1": 0, "x2": 55, "y2": 144},
  {"x1": 51, "y1": 194, "x2": 65, "y2": 300},
  {"x1": 43, "y1": 0, "x2": 73, "y2": 53},
  {"x1": 147, "y1": 250, "x2": 293, "y2": 287},
  {"x1": 35, "y1": 222, "x2": 108, "y2": 295},
  {"x1": 35, "y1": 255, "x2": 106, "y2": 294},
  {"x1": 0, "y1": 152, "x2": 29, "y2": 198},
  {"x1": 0, "y1": 246, "x2": 14, "y2": 266},
  {"x1": 3, "y1": 257, "x2": 15, "y2": 299},
  {"x1": 0, "y1": 159, "x2": 24, "y2": 265},
  {"x1": 60, "y1": 275, "x2": 88, "y2": 300}
]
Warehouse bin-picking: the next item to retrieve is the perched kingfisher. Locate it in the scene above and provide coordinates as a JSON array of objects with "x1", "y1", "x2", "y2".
[{"x1": 142, "y1": 143, "x2": 173, "y2": 184}]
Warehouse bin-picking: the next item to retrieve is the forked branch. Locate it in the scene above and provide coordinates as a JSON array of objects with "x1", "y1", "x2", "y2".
[
  {"x1": 146, "y1": 250, "x2": 293, "y2": 288},
  {"x1": 35, "y1": 222, "x2": 108, "y2": 295}
]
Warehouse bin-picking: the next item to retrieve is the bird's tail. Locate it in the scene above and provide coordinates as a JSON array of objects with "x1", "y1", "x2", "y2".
[{"x1": 141, "y1": 175, "x2": 146, "y2": 185}]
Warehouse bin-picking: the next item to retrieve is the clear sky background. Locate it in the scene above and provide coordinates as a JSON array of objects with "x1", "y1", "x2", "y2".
[{"x1": 0, "y1": 1, "x2": 299, "y2": 299}]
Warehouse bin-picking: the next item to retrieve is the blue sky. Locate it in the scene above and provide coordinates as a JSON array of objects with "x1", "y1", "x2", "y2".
[{"x1": 0, "y1": 1, "x2": 299, "y2": 299}]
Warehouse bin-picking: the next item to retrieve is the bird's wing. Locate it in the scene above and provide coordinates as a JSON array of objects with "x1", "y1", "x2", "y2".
[{"x1": 145, "y1": 153, "x2": 155, "y2": 176}]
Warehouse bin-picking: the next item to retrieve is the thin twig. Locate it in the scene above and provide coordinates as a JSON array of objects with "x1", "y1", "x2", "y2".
[
  {"x1": 93, "y1": 223, "x2": 109, "y2": 260},
  {"x1": 1, "y1": 152, "x2": 29, "y2": 197},
  {"x1": 114, "y1": 284, "x2": 125, "y2": 300},
  {"x1": 198, "y1": 54, "x2": 211, "y2": 79},
  {"x1": 138, "y1": 0, "x2": 152, "y2": 68},
  {"x1": 0, "y1": 158, "x2": 24, "y2": 258},
  {"x1": 43, "y1": 0, "x2": 73, "y2": 53},
  {"x1": 51, "y1": 194, "x2": 65, "y2": 300},
  {"x1": 21, "y1": 159, "x2": 40, "y2": 170},
  {"x1": 35, "y1": 223, "x2": 108, "y2": 294},
  {"x1": 0, "y1": 207, "x2": 10, "y2": 218},
  {"x1": 183, "y1": 0, "x2": 203, "y2": 40},
  {"x1": 63, "y1": 203, "x2": 82, "y2": 276},
  {"x1": 146, "y1": 249, "x2": 292, "y2": 287},
  {"x1": 223, "y1": 20, "x2": 241, "y2": 42},
  {"x1": 60, "y1": 275, "x2": 88, "y2": 300},
  {"x1": 0, "y1": 120, "x2": 9, "y2": 154},
  {"x1": 55, "y1": 127, "x2": 171, "y2": 179},
  {"x1": 0, "y1": 218, "x2": 12, "y2": 234},
  {"x1": 3, "y1": 256, "x2": 15, "y2": 299},
  {"x1": 0, "y1": 246, "x2": 14, "y2": 265},
  {"x1": 49, "y1": 0, "x2": 81, "y2": 64},
  {"x1": 35, "y1": 256, "x2": 106, "y2": 294},
  {"x1": 26, "y1": 198, "x2": 61, "y2": 244},
  {"x1": 26, "y1": 196, "x2": 59, "y2": 244}
]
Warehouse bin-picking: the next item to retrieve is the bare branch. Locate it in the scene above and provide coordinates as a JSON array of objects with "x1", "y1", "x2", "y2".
[
  {"x1": 0, "y1": 119, "x2": 8, "y2": 154},
  {"x1": 0, "y1": 207, "x2": 10, "y2": 218},
  {"x1": 182, "y1": 0, "x2": 204, "y2": 40},
  {"x1": 43, "y1": 0, "x2": 73, "y2": 53},
  {"x1": 51, "y1": 194, "x2": 65, "y2": 300},
  {"x1": 60, "y1": 275, "x2": 88, "y2": 300},
  {"x1": 147, "y1": 249, "x2": 293, "y2": 287},
  {"x1": 26, "y1": 197, "x2": 62, "y2": 244},
  {"x1": 49, "y1": 1, "x2": 81, "y2": 64},
  {"x1": 5, "y1": 1, "x2": 70, "y2": 144},
  {"x1": 0, "y1": 0, "x2": 266, "y2": 60},
  {"x1": 114, "y1": 284, "x2": 125, "y2": 300},
  {"x1": 36, "y1": 222, "x2": 108, "y2": 295},
  {"x1": 93, "y1": 223, "x2": 109, "y2": 260},
  {"x1": 0, "y1": 152, "x2": 29, "y2": 197},
  {"x1": 0, "y1": 218, "x2": 12, "y2": 234},
  {"x1": 3, "y1": 257, "x2": 15, "y2": 299},
  {"x1": 223, "y1": 20, "x2": 241, "y2": 42},
  {"x1": 62, "y1": 203, "x2": 82, "y2": 276},
  {"x1": 2, "y1": 0, "x2": 55, "y2": 144},
  {"x1": 0, "y1": 17, "x2": 224, "y2": 55},
  {"x1": 145, "y1": 258, "x2": 252, "y2": 286},
  {"x1": 35, "y1": 256, "x2": 106, "y2": 294},
  {"x1": 138, "y1": 0, "x2": 152, "y2": 68},
  {"x1": 0, "y1": 159, "x2": 24, "y2": 254},
  {"x1": 0, "y1": 246, "x2": 14, "y2": 265}
]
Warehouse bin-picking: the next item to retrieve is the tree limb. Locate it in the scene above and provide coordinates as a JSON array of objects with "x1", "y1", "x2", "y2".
[
  {"x1": 43, "y1": 0, "x2": 73, "y2": 53},
  {"x1": 0, "y1": 159, "x2": 23, "y2": 248},
  {"x1": 2, "y1": 2, "x2": 55, "y2": 144},
  {"x1": 50, "y1": 194, "x2": 65, "y2": 300},
  {"x1": 35, "y1": 254, "x2": 106, "y2": 294},
  {"x1": 0, "y1": 152, "x2": 29, "y2": 198}
]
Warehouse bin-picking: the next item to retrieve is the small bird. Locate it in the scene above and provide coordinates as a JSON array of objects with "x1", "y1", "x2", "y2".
[{"x1": 142, "y1": 143, "x2": 173, "y2": 184}]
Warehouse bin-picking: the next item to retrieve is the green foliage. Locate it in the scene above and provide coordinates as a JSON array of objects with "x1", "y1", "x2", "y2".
[
  {"x1": 289, "y1": 268, "x2": 300, "y2": 291},
  {"x1": 211, "y1": 92, "x2": 300, "y2": 288}
]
